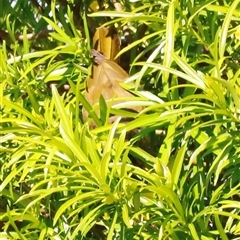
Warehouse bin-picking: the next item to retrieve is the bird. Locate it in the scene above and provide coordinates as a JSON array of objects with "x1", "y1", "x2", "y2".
[{"x1": 82, "y1": 49, "x2": 142, "y2": 127}]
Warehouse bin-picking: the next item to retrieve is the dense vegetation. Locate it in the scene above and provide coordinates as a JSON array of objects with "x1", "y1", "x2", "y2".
[{"x1": 1, "y1": 0, "x2": 240, "y2": 239}]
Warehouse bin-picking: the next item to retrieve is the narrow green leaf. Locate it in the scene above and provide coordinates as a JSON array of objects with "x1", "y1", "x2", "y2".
[
  {"x1": 188, "y1": 223, "x2": 200, "y2": 240},
  {"x1": 219, "y1": 0, "x2": 240, "y2": 59},
  {"x1": 172, "y1": 141, "x2": 188, "y2": 187},
  {"x1": 214, "y1": 215, "x2": 228, "y2": 240},
  {"x1": 43, "y1": 16, "x2": 74, "y2": 45},
  {"x1": 107, "y1": 209, "x2": 118, "y2": 240},
  {"x1": 122, "y1": 204, "x2": 133, "y2": 228},
  {"x1": 163, "y1": 0, "x2": 175, "y2": 86}
]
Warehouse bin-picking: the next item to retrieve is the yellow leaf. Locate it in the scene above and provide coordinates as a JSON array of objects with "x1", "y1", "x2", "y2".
[{"x1": 93, "y1": 26, "x2": 120, "y2": 62}]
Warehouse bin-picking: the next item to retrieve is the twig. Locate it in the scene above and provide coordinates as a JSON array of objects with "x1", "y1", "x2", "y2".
[{"x1": 0, "y1": 29, "x2": 53, "y2": 42}]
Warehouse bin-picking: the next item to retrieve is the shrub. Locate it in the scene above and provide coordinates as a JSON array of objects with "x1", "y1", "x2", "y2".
[{"x1": 1, "y1": 0, "x2": 240, "y2": 239}]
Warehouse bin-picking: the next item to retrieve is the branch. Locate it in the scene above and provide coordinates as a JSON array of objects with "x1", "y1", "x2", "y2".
[{"x1": 0, "y1": 29, "x2": 53, "y2": 42}]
